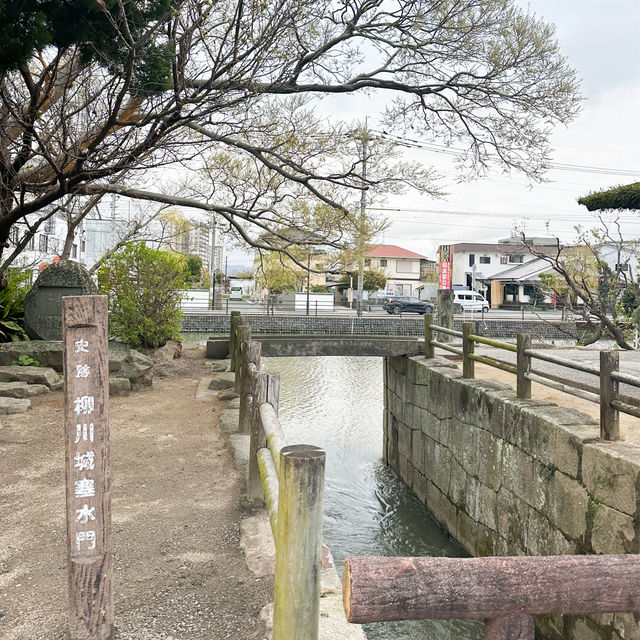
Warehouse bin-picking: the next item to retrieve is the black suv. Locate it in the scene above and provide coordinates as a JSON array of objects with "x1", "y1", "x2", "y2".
[{"x1": 382, "y1": 296, "x2": 433, "y2": 315}]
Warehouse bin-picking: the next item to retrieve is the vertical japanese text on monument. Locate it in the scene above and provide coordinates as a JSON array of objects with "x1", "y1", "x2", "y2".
[{"x1": 71, "y1": 335, "x2": 99, "y2": 554}]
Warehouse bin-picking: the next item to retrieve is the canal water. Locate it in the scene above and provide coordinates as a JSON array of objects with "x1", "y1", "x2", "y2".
[{"x1": 262, "y1": 356, "x2": 483, "y2": 640}]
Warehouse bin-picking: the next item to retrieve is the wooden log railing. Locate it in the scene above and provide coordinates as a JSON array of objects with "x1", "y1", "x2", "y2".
[
  {"x1": 343, "y1": 554, "x2": 640, "y2": 639},
  {"x1": 231, "y1": 313, "x2": 325, "y2": 640},
  {"x1": 424, "y1": 319, "x2": 640, "y2": 441}
]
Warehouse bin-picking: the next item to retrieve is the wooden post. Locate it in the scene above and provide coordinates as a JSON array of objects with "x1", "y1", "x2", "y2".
[
  {"x1": 273, "y1": 444, "x2": 326, "y2": 640},
  {"x1": 462, "y1": 322, "x2": 474, "y2": 379},
  {"x1": 485, "y1": 614, "x2": 535, "y2": 640},
  {"x1": 229, "y1": 311, "x2": 241, "y2": 372},
  {"x1": 239, "y1": 340, "x2": 261, "y2": 434},
  {"x1": 517, "y1": 333, "x2": 532, "y2": 399},
  {"x1": 235, "y1": 323, "x2": 251, "y2": 392},
  {"x1": 436, "y1": 289, "x2": 454, "y2": 343},
  {"x1": 600, "y1": 350, "x2": 620, "y2": 440},
  {"x1": 248, "y1": 372, "x2": 280, "y2": 501},
  {"x1": 424, "y1": 314, "x2": 434, "y2": 358},
  {"x1": 62, "y1": 296, "x2": 113, "y2": 640}
]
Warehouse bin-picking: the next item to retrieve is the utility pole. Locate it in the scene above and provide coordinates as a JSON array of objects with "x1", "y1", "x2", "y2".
[
  {"x1": 357, "y1": 123, "x2": 369, "y2": 318},
  {"x1": 209, "y1": 215, "x2": 217, "y2": 310}
]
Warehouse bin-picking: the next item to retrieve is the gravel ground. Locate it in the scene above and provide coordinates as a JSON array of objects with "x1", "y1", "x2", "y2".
[{"x1": 0, "y1": 346, "x2": 272, "y2": 640}]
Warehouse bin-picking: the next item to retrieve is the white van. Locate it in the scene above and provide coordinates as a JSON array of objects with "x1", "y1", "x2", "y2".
[
  {"x1": 229, "y1": 286, "x2": 243, "y2": 300},
  {"x1": 453, "y1": 290, "x2": 489, "y2": 312}
]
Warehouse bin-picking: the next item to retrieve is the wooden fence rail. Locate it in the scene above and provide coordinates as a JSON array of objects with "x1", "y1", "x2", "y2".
[
  {"x1": 231, "y1": 315, "x2": 326, "y2": 640},
  {"x1": 424, "y1": 319, "x2": 640, "y2": 441},
  {"x1": 343, "y1": 554, "x2": 640, "y2": 639}
]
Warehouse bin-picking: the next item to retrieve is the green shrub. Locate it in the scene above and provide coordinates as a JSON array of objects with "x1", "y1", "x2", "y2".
[
  {"x1": 0, "y1": 269, "x2": 31, "y2": 342},
  {"x1": 99, "y1": 243, "x2": 186, "y2": 349},
  {"x1": 11, "y1": 354, "x2": 40, "y2": 366}
]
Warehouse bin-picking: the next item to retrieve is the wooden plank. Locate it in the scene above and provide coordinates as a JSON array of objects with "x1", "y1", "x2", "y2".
[
  {"x1": 342, "y1": 555, "x2": 640, "y2": 624},
  {"x1": 62, "y1": 295, "x2": 113, "y2": 640},
  {"x1": 600, "y1": 350, "x2": 620, "y2": 440},
  {"x1": 273, "y1": 445, "x2": 325, "y2": 640}
]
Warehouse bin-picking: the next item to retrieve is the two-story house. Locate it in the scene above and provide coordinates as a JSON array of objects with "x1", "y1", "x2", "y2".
[{"x1": 365, "y1": 244, "x2": 437, "y2": 297}]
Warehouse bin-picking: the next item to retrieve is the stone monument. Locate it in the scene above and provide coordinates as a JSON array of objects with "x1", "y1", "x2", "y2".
[{"x1": 24, "y1": 261, "x2": 98, "y2": 340}]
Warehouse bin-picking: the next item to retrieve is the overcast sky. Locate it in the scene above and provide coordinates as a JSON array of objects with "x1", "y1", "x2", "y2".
[{"x1": 224, "y1": 0, "x2": 640, "y2": 269}]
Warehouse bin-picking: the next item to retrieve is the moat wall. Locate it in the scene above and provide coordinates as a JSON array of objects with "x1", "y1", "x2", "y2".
[{"x1": 384, "y1": 355, "x2": 640, "y2": 640}]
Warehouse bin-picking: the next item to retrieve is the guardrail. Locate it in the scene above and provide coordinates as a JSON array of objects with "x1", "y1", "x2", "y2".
[
  {"x1": 230, "y1": 313, "x2": 326, "y2": 640},
  {"x1": 424, "y1": 316, "x2": 640, "y2": 440},
  {"x1": 342, "y1": 554, "x2": 640, "y2": 640}
]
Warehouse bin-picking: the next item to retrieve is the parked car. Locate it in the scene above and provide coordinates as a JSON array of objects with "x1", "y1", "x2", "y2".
[
  {"x1": 383, "y1": 296, "x2": 433, "y2": 315},
  {"x1": 453, "y1": 290, "x2": 489, "y2": 312}
]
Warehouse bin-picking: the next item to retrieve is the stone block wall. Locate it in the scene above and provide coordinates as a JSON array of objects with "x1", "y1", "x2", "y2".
[{"x1": 384, "y1": 355, "x2": 640, "y2": 640}]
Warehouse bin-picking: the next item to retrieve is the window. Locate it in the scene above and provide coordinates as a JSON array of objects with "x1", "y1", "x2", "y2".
[
  {"x1": 364, "y1": 258, "x2": 371, "y2": 267},
  {"x1": 509, "y1": 255, "x2": 524, "y2": 264},
  {"x1": 500, "y1": 256, "x2": 508, "y2": 264},
  {"x1": 380, "y1": 259, "x2": 387, "y2": 267},
  {"x1": 39, "y1": 235, "x2": 48, "y2": 252},
  {"x1": 71, "y1": 244, "x2": 78, "y2": 259},
  {"x1": 396, "y1": 260, "x2": 413, "y2": 273},
  {"x1": 27, "y1": 236, "x2": 35, "y2": 250},
  {"x1": 468, "y1": 254, "x2": 475, "y2": 267},
  {"x1": 479, "y1": 256, "x2": 490, "y2": 264},
  {"x1": 10, "y1": 228, "x2": 18, "y2": 245},
  {"x1": 44, "y1": 218, "x2": 55, "y2": 234}
]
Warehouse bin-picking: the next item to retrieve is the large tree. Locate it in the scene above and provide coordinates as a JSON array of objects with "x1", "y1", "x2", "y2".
[{"x1": 1, "y1": 0, "x2": 580, "y2": 276}]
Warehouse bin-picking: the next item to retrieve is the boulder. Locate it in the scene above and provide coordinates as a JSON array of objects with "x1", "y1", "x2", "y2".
[
  {"x1": 109, "y1": 378, "x2": 131, "y2": 396},
  {"x1": 0, "y1": 397, "x2": 31, "y2": 414},
  {"x1": 208, "y1": 373, "x2": 236, "y2": 391},
  {"x1": 0, "y1": 342, "x2": 64, "y2": 370},
  {"x1": 23, "y1": 261, "x2": 97, "y2": 340},
  {"x1": 152, "y1": 340, "x2": 182, "y2": 362},
  {"x1": 218, "y1": 389, "x2": 240, "y2": 401},
  {"x1": 0, "y1": 365, "x2": 60, "y2": 388},
  {"x1": 0, "y1": 381, "x2": 49, "y2": 398}
]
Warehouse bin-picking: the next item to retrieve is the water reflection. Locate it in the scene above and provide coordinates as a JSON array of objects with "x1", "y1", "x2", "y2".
[{"x1": 263, "y1": 356, "x2": 483, "y2": 640}]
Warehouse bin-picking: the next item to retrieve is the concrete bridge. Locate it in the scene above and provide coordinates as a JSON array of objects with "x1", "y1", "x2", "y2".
[{"x1": 206, "y1": 334, "x2": 424, "y2": 358}]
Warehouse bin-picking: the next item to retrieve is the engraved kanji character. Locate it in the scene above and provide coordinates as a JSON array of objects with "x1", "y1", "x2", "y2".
[
  {"x1": 75, "y1": 530, "x2": 96, "y2": 551},
  {"x1": 74, "y1": 339, "x2": 89, "y2": 353},
  {"x1": 74, "y1": 451, "x2": 94, "y2": 471},
  {"x1": 74, "y1": 395, "x2": 94, "y2": 415},
  {"x1": 75, "y1": 364, "x2": 91, "y2": 378},
  {"x1": 74, "y1": 423, "x2": 94, "y2": 443},
  {"x1": 74, "y1": 478, "x2": 95, "y2": 498},
  {"x1": 75, "y1": 504, "x2": 96, "y2": 524}
]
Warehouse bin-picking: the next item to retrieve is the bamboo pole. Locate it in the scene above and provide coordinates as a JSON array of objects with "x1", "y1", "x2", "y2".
[
  {"x1": 273, "y1": 445, "x2": 326, "y2": 640},
  {"x1": 62, "y1": 296, "x2": 113, "y2": 640},
  {"x1": 239, "y1": 341, "x2": 261, "y2": 434}
]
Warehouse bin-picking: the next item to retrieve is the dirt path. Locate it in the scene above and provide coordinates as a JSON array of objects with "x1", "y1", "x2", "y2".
[{"x1": 0, "y1": 347, "x2": 271, "y2": 640}]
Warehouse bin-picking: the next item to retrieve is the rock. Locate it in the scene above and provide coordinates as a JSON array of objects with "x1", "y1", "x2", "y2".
[
  {"x1": 208, "y1": 372, "x2": 236, "y2": 391},
  {"x1": 227, "y1": 398, "x2": 241, "y2": 410},
  {"x1": 109, "y1": 378, "x2": 131, "y2": 396},
  {"x1": 0, "y1": 381, "x2": 49, "y2": 398},
  {"x1": 210, "y1": 361, "x2": 228, "y2": 372},
  {"x1": 206, "y1": 339, "x2": 229, "y2": 359},
  {"x1": 0, "y1": 342, "x2": 64, "y2": 371},
  {"x1": 218, "y1": 389, "x2": 240, "y2": 401},
  {"x1": 0, "y1": 365, "x2": 60, "y2": 388},
  {"x1": 152, "y1": 340, "x2": 183, "y2": 362},
  {"x1": 0, "y1": 397, "x2": 31, "y2": 414},
  {"x1": 23, "y1": 261, "x2": 97, "y2": 340}
]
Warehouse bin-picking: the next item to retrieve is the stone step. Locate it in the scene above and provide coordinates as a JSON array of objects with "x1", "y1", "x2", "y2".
[{"x1": 0, "y1": 381, "x2": 49, "y2": 398}]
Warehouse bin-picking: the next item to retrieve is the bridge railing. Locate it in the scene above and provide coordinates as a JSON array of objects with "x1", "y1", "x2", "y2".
[
  {"x1": 424, "y1": 316, "x2": 640, "y2": 441},
  {"x1": 230, "y1": 313, "x2": 326, "y2": 640},
  {"x1": 342, "y1": 554, "x2": 640, "y2": 639}
]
